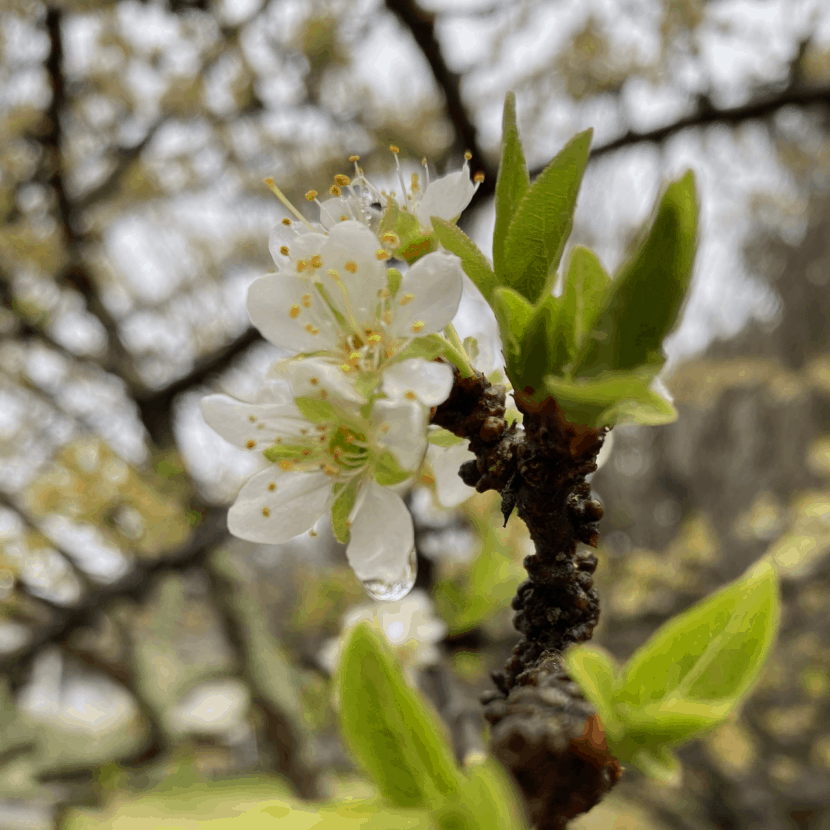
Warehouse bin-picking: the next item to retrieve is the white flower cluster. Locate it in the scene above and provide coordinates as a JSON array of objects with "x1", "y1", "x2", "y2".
[{"x1": 203, "y1": 152, "x2": 480, "y2": 601}]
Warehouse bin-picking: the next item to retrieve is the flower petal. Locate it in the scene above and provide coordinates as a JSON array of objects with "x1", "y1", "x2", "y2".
[
  {"x1": 415, "y1": 167, "x2": 476, "y2": 224},
  {"x1": 227, "y1": 468, "x2": 331, "y2": 544},
  {"x1": 387, "y1": 251, "x2": 464, "y2": 338},
  {"x1": 268, "y1": 226, "x2": 327, "y2": 272},
  {"x1": 346, "y1": 482, "x2": 414, "y2": 585},
  {"x1": 372, "y1": 398, "x2": 427, "y2": 471},
  {"x1": 247, "y1": 274, "x2": 339, "y2": 352},
  {"x1": 269, "y1": 357, "x2": 365, "y2": 404},
  {"x1": 427, "y1": 442, "x2": 476, "y2": 508},
  {"x1": 201, "y1": 394, "x2": 305, "y2": 449},
  {"x1": 382, "y1": 358, "x2": 453, "y2": 406}
]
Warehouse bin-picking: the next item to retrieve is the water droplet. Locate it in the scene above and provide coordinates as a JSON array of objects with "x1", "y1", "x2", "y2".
[{"x1": 360, "y1": 546, "x2": 417, "y2": 602}]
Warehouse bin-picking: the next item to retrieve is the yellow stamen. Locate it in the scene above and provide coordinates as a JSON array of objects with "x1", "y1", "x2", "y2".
[
  {"x1": 297, "y1": 260, "x2": 307, "y2": 273},
  {"x1": 389, "y1": 145, "x2": 400, "y2": 153},
  {"x1": 262, "y1": 507, "x2": 270, "y2": 517},
  {"x1": 381, "y1": 231, "x2": 399, "y2": 247},
  {"x1": 246, "y1": 440, "x2": 256, "y2": 448},
  {"x1": 305, "y1": 324, "x2": 319, "y2": 335},
  {"x1": 263, "y1": 178, "x2": 316, "y2": 232},
  {"x1": 474, "y1": 171, "x2": 485, "y2": 183},
  {"x1": 289, "y1": 305, "x2": 301, "y2": 319},
  {"x1": 310, "y1": 255, "x2": 323, "y2": 269},
  {"x1": 368, "y1": 333, "x2": 382, "y2": 344},
  {"x1": 329, "y1": 184, "x2": 342, "y2": 197},
  {"x1": 279, "y1": 245, "x2": 289, "y2": 256},
  {"x1": 464, "y1": 150, "x2": 472, "y2": 160},
  {"x1": 344, "y1": 261, "x2": 358, "y2": 273},
  {"x1": 327, "y1": 268, "x2": 341, "y2": 281},
  {"x1": 280, "y1": 460, "x2": 293, "y2": 470},
  {"x1": 383, "y1": 310, "x2": 393, "y2": 325},
  {"x1": 379, "y1": 287, "x2": 390, "y2": 299},
  {"x1": 411, "y1": 320, "x2": 425, "y2": 333},
  {"x1": 375, "y1": 249, "x2": 390, "y2": 261},
  {"x1": 281, "y1": 217, "x2": 292, "y2": 226},
  {"x1": 399, "y1": 293, "x2": 414, "y2": 306},
  {"x1": 349, "y1": 155, "x2": 360, "y2": 162},
  {"x1": 302, "y1": 293, "x2": 312, "y2": 307},
  {"x1": 305, "y1": 190, "x2": 318, "y2": 200},
  {"x1": 405, "y1": 391, "x2": 417, "y2": 401},
  {"x1": 249, "y1": 415, "x2": 256, "y2": 422},
  {"x1": 268, "y1": 482, "x2": 276, "y2": 491},
  {"x1": 334, "y1": 174, "x2": 350, "y2": 186}
]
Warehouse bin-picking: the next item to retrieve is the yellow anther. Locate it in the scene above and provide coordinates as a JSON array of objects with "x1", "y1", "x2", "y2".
[
  {"x1": 327, "y1": 268, "x2": 341, "y2": 281},
  {"x1": 257, "y1": 423, "x2": 265, "y2": 429},
  {"x1": 275, "y1": 437, "x2": 283, "y2": 444},
  {"x1": 349, "y1": 155, "x2": 360, "y2": 162},
  {"x1": 309, "y1": 376, "x2": 319, "y2": 385},
  {"x1": 324, "y1": 465, "x2": 337, "y2": 476},
  {"x1": 289, "y1": 304, "x2": 301, "y2": 319},
  {"x1": 340, "y1": 214, "x2": 348, "y2": 221},
  {"x1": 246, "y1": 440, "x2": 256, "y2": 448},
  {"x1": 339, "y1": 363, "x2": 352, "y2": 373},
  {"x1": 399, "y1": 293, "x2": 414, "y2": 306},
  {"x1": 464, "y1": 150, "x2": 472, "y2": 160},
  {"x1": 405, "y1": 391, "x2": 417, "y2": 401},
  {"x1": 349, "y1": 351, "x2": 361, "y2": 365},
  {"x1": 474, "y1": 171, "x2": 485, "y2": 183},
  {"x1": 411, "y1": 320, "x2": 425, "y2": 333},
  {"x1": 344, "y1": 261, "x2": 358, "y2": 273},
  {"x1": 385, "y1": 346, "x2": 395, "y2": 358},
  {"x1": 281, "y1": 217, "x2": 292, "y2": 226},
  {"x1": 375, "y1": 249, "x2": 390, "y2": 261},
  {"x1": 279, "y1": 245, "x2": 289, "y2": 256},
  {"x1": 381, "y1": 231, "x2": 400, "y2": 247},
  {"x1": 334, "y1": 174, "x2": 350, "y2": 186},
  {"x1": 320, "y1": 389, "x2": 328, "y2": 399},
  {"x1": 410, "y1": 172, "x2": 420, "y2": 192},
  {"x1": 302, "y1": 448, "x2": 311, "y2": 456},
  {"x1": 329, "y1": 185, "x2": 342, "y2": 197},
  {"x1": 310, "y1": 529, "x2": 318, "y2": 537},
  {"x1": 302, "y1": 293, "x2": 312, "y2": 307},
  {"x1": 421, "y1": 157, "x2": 427, "y2": 166},
  {"x1": 389, "y1": 145, "x2": 400, "y2": 154},
  {"x1": 262, "y1": 507, "x2": 271, "y2": 517},
  {"x1": 305, "y1": 323, "x2": 320, "y2": 335},
  {"x1": 249, "y1": 414, "x2": 256, "y2": 422},
  {"x1": 280, "y1": 459, "x2": 293, "y2": 470},
  {"x1": 297, "y1": 260, "x2": 307, "y2": 273},
  {"x1": 368, "y1": 333, "x2": 382, "y2": 344},
  {"x1": 305, "y1": 190, "x2": 318, "y2": 200},
  {"x1": 316, "y1": 425, "x2": 326, "y2": 432},
  {"x1": 268, "y1": 482, "x2": 276, "y2": 491},
  {"x1": 310, "y1": 254, "x2": 323, "y2": 268}
]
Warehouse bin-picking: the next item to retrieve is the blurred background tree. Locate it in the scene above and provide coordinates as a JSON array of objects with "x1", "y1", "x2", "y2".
[{"x1": 1, "y1": 0, "x2": 830, "y2": 827}]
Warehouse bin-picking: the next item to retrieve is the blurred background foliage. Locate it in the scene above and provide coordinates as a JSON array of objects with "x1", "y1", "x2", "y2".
[{"x1": 2, "y1": 0, "x2": 830, "y2": 827}]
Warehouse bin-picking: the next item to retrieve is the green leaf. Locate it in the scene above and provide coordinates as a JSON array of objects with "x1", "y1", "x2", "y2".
[
  {"x1": 493, "y1": 91, "x2": 530, "y2": 277},
  {"x1": 373, "y1": 450, "x2": 412, "y2": 487},
  {"x1": 338, "y1": 623, "x2": 462, "y2": 808},
  {"x1": 518, "y1": 293, "x2": 564, "y2": 393},
  {"x1": 618, "y1": 558, "x2": 779, "y2": 709},
  {"x1": 501, "y1": 129, "x2": 593, "y2": 304},
  {"x1": 428, "y1": 427, "x2": 465, "y2": 448},
  {"x1": 543, "y1": 369, "x2": 676, "y2": 428},
  {"x1": 491, "y1": 287, "x2": 534, "y2": 384},
  {"x1": 294, "y1": 396, "x2": 338, "y2": 423},
  {"x1": 564, "y1": 646, "x2": 620, "y2": 732},
  {"x1": 575, "y1": 171, "x2": 698, "y2": 376},
  {"x1": 432, "y1": 217, "x2": 499, "y2": 304},
  {"x1": 630, "y1": 746, "x2": 681, "y2": 785},
  {"x1": 557, "y1": 246, "x2": 611, "y2": 364},
  {"x1": 331, "y1": 478, "x2": 360, "y2": 544}
]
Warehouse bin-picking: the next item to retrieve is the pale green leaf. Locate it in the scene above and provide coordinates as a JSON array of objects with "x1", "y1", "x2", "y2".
[
  {"x1": 501, "y1": 130, "x2": 593, "y2": 304},
  {"x1": 338, "y1": 623, "x2": 462, "y2": 808},
  {"x1": 491, "y1": 287, "x2": 534, "y2": 385},
  {"x1": 557, "y1": 246, "x2": 611, "y2": 363},
  {"x1": 519, "y1": 293, "x2": 564, "y2": 393},
  {"x1": 493, "y1": 91, "x2": 530, "y2": 277}
]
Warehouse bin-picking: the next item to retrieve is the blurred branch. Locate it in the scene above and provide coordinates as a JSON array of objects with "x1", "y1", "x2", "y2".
[
  {"x1": 384, "y1": 0, "x2": 490, "y2": 178},
  {"x1": 585, "y1": 84, "x2": 830, "y2": 162},
  {"x1": 135, "y1": 326, "x2": 263, "y2": 446},
  {"x1": 0, "y1": 507, "x2": 228, "y2": 686}
]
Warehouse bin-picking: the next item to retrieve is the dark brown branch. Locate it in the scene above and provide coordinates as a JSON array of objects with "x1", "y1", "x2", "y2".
[{"x1": 432, "y1": 372, "x2": 619, "y2": 829}]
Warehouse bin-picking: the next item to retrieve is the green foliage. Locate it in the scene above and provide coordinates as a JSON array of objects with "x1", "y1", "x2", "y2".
[
  {"x1": 432, "y1": 217, "x2": 499, "y2": 304},
  {"x1": 574, "y1": 172, "x2": 698, "y2": 377},
  {"x1": 500, "y1": 129, "x2": 593, "y2": 305},
  {"x1": 493, "y1": 91, "x2": 531, "y2": 278},
  {"x1": 479, "y1": 93, "x2": 699, "y2": 427},
  {"x1": 565, "y1": 559, "x2": 780, "y2": 781},
  {"x1": 338, "y1": 623, "x2": 462, "y2": 808}
]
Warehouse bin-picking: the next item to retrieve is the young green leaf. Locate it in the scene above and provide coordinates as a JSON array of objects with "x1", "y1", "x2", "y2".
[
  {"x1": 564, "y1": 646, "x2": 620, "y2": 734},
  {"x1": 493, "y1": 91, "x2": 530, "y2": 276},
  {"x1": 338, "y1": 623, "x2": 462, "y2": 808},
  {"x1": 574, "y1": 171, "x2": 698, "y2": 376},
  {"x1": 543, "y1": 369, "x2": 676, "y2": 428},
  {"x1": 491, "y1": 287, "x2": 534, "y2": 385},
  {"x1": 331, "y1": 478, "x2": 360, "y2": 544},
  {"x1": 557, "y1": 246, "x2": 612, "y2": 364},
  {"x1": 501, "y1": 129, "x2": 593, "y2": 304},
  {"x1": 518, "y1": 293, "x2": 564, "y2": 394},
  {"x1": 617, "y1": 558, "x2": 779, "y2": 710},
  {"x1": 431, "y1": 217, "x2": 499, "y2": 304}
]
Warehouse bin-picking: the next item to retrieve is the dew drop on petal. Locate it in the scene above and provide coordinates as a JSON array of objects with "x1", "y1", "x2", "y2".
[{"x1": 360, "y1": 546, "x2": 417, "y2": 602}]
